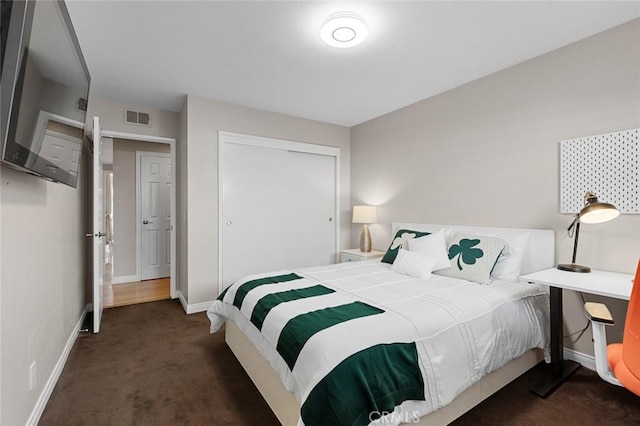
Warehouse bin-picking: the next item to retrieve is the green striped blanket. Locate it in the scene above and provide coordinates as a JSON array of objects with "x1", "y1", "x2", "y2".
[
  {"x1": 210, "y1": 271, "x2": 425, "y2": 425},
  {"x1": 208, "y1": 262, "x2": 549, "y2": 426}
]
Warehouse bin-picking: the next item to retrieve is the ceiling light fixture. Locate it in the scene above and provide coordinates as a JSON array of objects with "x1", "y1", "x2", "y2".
[{"x1": 321, "y1": 12, "x2": 368, "y2": 48}]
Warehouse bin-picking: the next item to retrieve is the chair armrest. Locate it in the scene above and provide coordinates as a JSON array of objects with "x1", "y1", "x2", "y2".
[{"x1": 584, "y1": 302, "x2": 615, "y2": 325}]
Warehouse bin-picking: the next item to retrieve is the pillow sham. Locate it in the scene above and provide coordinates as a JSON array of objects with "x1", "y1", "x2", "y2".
[
  {"x1": 490, "y1": 232, "x2": 531, "y2": 282},
  {"x1": 391, "y1": 249, "x2": 436, "y2": 280},
  {"x1": 381, "y1": 229, "x2": 431, "y2": 264},
  {"x1": 434, "y1": 232, "x2": 506, "y2": 285},
  {"x1": 407, "y1": 229, "x2": 450, "y2": 271}
]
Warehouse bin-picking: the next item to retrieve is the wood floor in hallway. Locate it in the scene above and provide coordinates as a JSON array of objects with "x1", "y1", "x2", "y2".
[{"x1": 104, "y1": 277, "x2": 170, "y2": 308}]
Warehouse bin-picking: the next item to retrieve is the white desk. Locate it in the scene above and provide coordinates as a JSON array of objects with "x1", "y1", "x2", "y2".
[
  {"x1": 522, "y1": 268, "x2": 632, "y2": 300},
  {"x1": 521, "y1": 267, "x2": 634, "y2": 397}
]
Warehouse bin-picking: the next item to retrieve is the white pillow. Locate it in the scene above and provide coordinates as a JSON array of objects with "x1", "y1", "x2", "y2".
[
  {"x1": 434, "y1": 232, "x2": 506, "y2": 285},
  {"x1": 490, "y1": 232, "x2": 531, "y2": 281},
  {"x1": 407, "y1": 229, "x2": 450, "y2": 271},
  {"x1": 392, "y1": 249, "x2": 436, "y2": 280}
]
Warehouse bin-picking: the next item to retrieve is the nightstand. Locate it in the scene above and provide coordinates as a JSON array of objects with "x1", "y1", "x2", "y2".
[{"x1": 340, "y1": 249, "x2": 384, "y2": 263}]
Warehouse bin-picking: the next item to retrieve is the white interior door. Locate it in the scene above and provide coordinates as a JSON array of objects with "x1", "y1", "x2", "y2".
[
  {"x1": 92, "y1": 116, "x2": 105, "y2": 333},
  {"x1": 221, "y1": 137, "x2": 337, "y2": 289},
  {"x1": 139, "y1": 153, "x2": 171, "y2": 280}
]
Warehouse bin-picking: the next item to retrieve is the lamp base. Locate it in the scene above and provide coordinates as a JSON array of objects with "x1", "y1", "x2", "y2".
[
  {"x1": 359, "y1": 224, "x2": 372, "y2": 253},
  {"x1": 557, "y1": 263, "x2": 591, "y2": 273}
]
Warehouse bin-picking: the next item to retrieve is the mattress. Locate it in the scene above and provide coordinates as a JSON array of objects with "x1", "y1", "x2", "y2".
[{"x1": 208, "y1": 260, "x2": 550, "y2": 425}]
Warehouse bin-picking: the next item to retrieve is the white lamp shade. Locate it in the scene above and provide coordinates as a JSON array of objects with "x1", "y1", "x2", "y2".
[
  {"x1": 352, "y1": 205, "x2": 377, "y2": 224},
  {"x1": 579, "y1": 193, "x2": 620, "y2": 224},
  {"x1": 580, "y1": 206, "x2": 620, "y2": 224}
]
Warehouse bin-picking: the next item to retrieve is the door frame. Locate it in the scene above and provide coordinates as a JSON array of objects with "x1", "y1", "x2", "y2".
[
  {"x1": 136, "y1": 151, "x2": 171, "y2": 282},
  {"x1": 101, "y1": 130, "x2": 177, "y2": 299},
  {"x1": 218, "y1": 131, "x2": 341, "y2": 294}
]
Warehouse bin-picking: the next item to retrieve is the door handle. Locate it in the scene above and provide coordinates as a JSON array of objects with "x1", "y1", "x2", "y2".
[
  {"x1": 85, "y1": 232, "x2": 106, "y2": 237},
  {"x1": 143, "y1": 220, "x2": 154, "y2": 225}
]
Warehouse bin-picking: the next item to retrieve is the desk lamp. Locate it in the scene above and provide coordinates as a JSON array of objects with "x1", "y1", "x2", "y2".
[{"x1": 557, "y1": 191, "x2": 620, "y2": 273}]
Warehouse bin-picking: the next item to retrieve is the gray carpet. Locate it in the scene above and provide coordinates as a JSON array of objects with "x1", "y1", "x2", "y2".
[{"x1": 40, "y1": 299, "x2": 640, "y2": 425}]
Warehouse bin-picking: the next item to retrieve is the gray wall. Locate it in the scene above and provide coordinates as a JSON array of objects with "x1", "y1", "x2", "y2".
[
  {"x1": 112, "y1": 139, "x2": 170, "y2": 279},
  {"x1": 350, "y1": 19, "x2": 640, "y2": 356},
  {"x1": 0, "y1": 151, "x2": 87, "y2": 425},
  {"x1": 0, "y1": 97, "x2": 180, "y2": 424},
  {"x1": 184, "y1": 96, "x2": 351, "y2": 304}
]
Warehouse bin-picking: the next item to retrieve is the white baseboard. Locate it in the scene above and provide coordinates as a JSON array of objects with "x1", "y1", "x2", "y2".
[
  {"x1": 111, "y1": 274, "x2": 139, "y2": 284},
  {"x1": 176, "y1": 290, "x2": 213, "y2": 314},
  {"x1": 176, "y1": 290, "x2": 188, "y2": 312},
  {"x1": 563, "y1": 347, "x2": 596, "y2": 372},
  {"x1": 26, "y1": 304, "x2": 89, "y2": 426},
  {"x1": 187, "y1": 300, "x2": 213, "y2": 314}
]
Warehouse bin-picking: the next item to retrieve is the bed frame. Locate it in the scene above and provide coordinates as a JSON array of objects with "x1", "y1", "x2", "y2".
[{"x1": 224, "y1": 223, "x2": 555, "y2": 425}]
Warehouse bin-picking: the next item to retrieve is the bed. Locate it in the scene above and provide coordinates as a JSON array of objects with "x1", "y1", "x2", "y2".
[{"x1": 208, "y1": 223, "x2": 555, "y2": 425}]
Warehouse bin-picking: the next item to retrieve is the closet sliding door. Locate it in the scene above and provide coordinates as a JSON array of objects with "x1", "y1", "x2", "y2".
[
  {"x1": 220, "y1": 132, "x2": 339, "y2": 291},
  {"x1": 285, "y1": 150, "x2": 336, "y2": 270}
]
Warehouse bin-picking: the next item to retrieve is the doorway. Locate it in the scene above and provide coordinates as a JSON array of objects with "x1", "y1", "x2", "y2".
[
  {"x1": 104, "y1": 278, "x2": 171, "y2": 308},
  {"x1": 99, "y1": 131, "x2": 177, "y2": 308}
]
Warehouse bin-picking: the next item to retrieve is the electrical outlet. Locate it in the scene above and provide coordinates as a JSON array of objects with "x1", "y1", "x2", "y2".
[{"x1": 29, "y1": 361, "x2": 37, "y2": 391}]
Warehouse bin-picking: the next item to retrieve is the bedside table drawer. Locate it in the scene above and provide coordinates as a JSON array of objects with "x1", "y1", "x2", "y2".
[
  {"x1": 341, "y1": 252, "x2": 363, "y2": 262},
  {"x1": 340, "y1": 249, "x2": 384, "y2": 263}
]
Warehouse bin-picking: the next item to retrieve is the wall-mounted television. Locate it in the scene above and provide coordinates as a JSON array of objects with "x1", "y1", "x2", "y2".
[{"x1": 1, "y1": 0, "x2": 90, "y2": 188}]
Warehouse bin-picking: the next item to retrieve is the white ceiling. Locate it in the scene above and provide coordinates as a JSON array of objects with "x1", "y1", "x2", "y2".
[{"x1": 65, "y1": 1, "x2": 640, "y2": 127}]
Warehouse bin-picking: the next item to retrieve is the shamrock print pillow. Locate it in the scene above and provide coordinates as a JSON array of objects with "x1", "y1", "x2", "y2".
[
  {"x1": 434, "y1": 232, "x2": 506, "y2": 285},
  {"x1": 381, "y1": 229, "x2": 431, "y2": 264}
]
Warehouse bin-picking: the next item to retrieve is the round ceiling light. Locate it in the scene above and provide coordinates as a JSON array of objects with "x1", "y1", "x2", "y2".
[{"x1": 321, "y1": 12, "x2": 368, "y2": 48}]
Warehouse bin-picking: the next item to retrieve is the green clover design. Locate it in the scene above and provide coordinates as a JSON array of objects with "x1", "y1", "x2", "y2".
[
  {"x1": 448, "y1": 239, "x2": 484, "y2": 270},
  {"x1": 389, "y1": 233, "x2": 416, "y2": 250}
]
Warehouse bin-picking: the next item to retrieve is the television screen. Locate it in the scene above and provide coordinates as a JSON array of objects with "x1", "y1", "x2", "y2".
[{"x1": 0, "y1": 0, "x2": 90, "y2": 187}]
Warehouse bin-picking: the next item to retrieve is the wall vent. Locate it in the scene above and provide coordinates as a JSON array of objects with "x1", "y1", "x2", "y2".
[{"x1": 123, "y1": 109, "x2": 151, "y2": 127}]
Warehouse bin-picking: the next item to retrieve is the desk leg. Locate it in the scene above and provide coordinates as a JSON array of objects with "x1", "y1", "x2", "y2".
[{"x1": 531, "y1": 285, "x2": 581, "y2": 397}]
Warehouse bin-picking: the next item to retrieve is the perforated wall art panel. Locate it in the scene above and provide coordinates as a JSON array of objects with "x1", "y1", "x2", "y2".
[{"x1": 560, "y1": 128, "x2": 638, "y2": 214}]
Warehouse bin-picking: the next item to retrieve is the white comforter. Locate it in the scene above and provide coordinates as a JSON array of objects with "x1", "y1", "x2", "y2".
[{"x1": 208, "y1": 261, "x2": 550, "y2": 424}]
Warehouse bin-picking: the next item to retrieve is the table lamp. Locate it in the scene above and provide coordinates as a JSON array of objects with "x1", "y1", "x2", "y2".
[
  {"x1": 352, "y1": 205, "x2": 377, "y2": 252},
  {"x1": 557, "y1": 191, "x2": 620, "y2": 273}
]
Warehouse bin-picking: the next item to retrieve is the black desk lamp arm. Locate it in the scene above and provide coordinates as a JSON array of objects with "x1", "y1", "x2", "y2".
[{"x1": 567, "y1": 215, "x2": 580, "y2": 264}]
